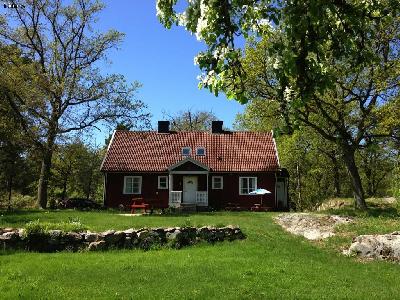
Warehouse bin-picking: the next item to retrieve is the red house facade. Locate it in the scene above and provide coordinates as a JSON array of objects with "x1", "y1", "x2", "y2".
[{"x1": 100, "y1": 121, "x2": 289, "y2": 211}]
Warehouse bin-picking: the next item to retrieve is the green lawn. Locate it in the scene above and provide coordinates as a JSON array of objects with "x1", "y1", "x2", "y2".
[{"x1": 1, "y1": 209, "x2": 399, "y2": 299}]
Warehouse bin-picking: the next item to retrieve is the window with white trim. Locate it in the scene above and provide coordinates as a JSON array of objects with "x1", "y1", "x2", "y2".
[
  {"x1": 196, "y1": 147, "x2": 206, "y2": 156},
  {"x1": 239, "y1": 177, "x2": 257, "y2": 195},
  {"x1": 158, "y1": 176, "x2": 168, "y2": 189},
  {"x1": 123, "y1": 176, "x2": 142, "y2": 194},
  {"x1": 182, "y1": 147, "x2": 191, "y2": 156},
  {"x1": 212, "y1": 176, "x2": 223, "y2": 189}
]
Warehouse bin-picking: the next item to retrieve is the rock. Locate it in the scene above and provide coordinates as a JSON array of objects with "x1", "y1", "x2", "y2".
[
  {"x1": 84, "y1": 232, "x2": 99, "y2": 243},
  {"x1": 123, "y1": 228, "x2": 135, "y2": 236},
  {"x1": 137, "y1": 230, "x2": 162, "y2": 250},
  {"x1": 88, "y1": 240, "x2": 106, "y2": 251},
  {"x1": 102, "y1": 229, "x2": 115, "y2": 236},
  {"x1": 104, "y1": 231, "x2": 125, "y2": 247},
  {"x1": 63, "y1": 232, "x2": 83, "y2": 243},
  {"x1": 48, "y1": 230, "x2": 63, "y2": 245},
  {"x1": 275, "y1": 213, "x2": 353, "y2": 240},
  {"x1": 166, "y1": 230, "x2": 181, "y2": 240},
  {"x1": 164, "y1": 227, "x2": 177, "y2": 233},
  {"x1": 345, "y1": 233, "x2": 400, "y2": 261}
]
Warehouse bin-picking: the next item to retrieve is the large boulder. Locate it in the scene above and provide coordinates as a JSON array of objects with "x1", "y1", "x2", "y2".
[
  {"x1": 344, "y1": 232, "x2": 400, "y2": 261},
  {"x1": 275, "y1": 213, "x2": 353, "y2": 240}
]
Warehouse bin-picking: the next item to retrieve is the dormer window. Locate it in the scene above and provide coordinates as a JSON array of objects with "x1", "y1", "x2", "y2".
[
  {"x1": 182, "y1": 147, "x2": 191, "y2": 156},
  {"x1": 196, "y1": 147, "x2": 206, "y2": 156}
]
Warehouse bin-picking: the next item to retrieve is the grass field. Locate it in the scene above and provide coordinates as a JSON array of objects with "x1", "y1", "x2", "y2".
[{"x1": 1, "y1": 206, "x2": 400, "y2": 299}]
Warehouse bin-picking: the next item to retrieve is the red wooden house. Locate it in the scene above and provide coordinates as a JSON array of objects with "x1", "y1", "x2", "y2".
[{"x1": 100, "y1": 121, "x2": 289, "y2": 211}]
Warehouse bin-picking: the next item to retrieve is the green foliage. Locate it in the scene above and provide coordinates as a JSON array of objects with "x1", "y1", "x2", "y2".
[
  {"x1": 0, "y1": 0, "x2": 150, "y2": 208},
  {"x1": 50, "y1": 140, "x2": 104, "y2": 202},
  {"x1": 23, "y1": 218, "x2": 87, "y2": 237},
  {"x1": 0, "y1": 193, "x2": 37, "y2": 209},
  {"x1": 164, "y1": 109, "x2": 218, "y2": 131}
]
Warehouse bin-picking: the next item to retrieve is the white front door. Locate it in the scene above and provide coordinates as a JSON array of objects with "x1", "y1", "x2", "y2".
[{"x1": 183, "y1": 176, "x2": 198, "y2": 204}]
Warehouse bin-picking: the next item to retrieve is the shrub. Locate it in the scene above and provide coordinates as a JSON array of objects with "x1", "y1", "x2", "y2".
[
  {"x1": 0, "y1": 193, "x2": 37, "y2": 209},
  {"x1": 23, "y1": 218, "x2": 87, "y2": 237}
]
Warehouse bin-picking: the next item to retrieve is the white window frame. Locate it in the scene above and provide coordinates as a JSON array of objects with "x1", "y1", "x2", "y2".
[
  {"x1": 196, "y1": 147, "x2": 206, "y2": 156},
  {"x1": 123, "y1": 176, "x2": 142, "y2": 194},
  {"x1": 212, "y1": 176, "x2": 223, "y2": 189},
  {"x1": 182, "y1": 147, "x2": 191, "y2": 156},
  {"x1": 158, "y1": 176, "x2": 168, "y2": 189},
  {"x1": 239, "y1": 177, "x2": 257, "y2": 195}
]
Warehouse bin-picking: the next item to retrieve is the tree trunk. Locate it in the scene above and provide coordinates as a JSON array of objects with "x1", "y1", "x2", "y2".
[
  {"x1": 86, "y1": 175, "x2": 92, "y2": 201},
  {"x1": 362, "y1": 156, "x2": 373, "y2": 197},
  {"x1": 331, "y1": 155, "x2": 341, "y2": 197},
  {"x1": 342, "y1": 147, "x2": 367, "y2": 210},
  {"x1": 37, "y1": 152, "x2": 53, "y2": 209},
  {"x1": 296, "y1": 161, "x2": 302, "y2": 209},
  {"x1": 61, "y1": 178, "x2": 67, "y2": 201},
  {"x1": 7, "y1": 175, "x2": 13, "y2": 211}
]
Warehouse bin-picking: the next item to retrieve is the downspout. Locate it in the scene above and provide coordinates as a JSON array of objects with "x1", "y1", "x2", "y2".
[{"x1": 272, "y1": 130, "x2": 280, "y2": 210}]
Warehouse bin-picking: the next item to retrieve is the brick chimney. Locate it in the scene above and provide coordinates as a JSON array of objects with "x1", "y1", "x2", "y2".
[
  {"x1": 211, "y1": 121, "x2": 224, "y2": 134},
  {"x1": 158, "y1": 121, "x2": 170, "y2": 133}
]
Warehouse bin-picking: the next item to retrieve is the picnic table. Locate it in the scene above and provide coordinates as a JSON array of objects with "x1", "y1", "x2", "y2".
[{"x1": 130, "y1": 198, "x2": 150, "y2": 214}]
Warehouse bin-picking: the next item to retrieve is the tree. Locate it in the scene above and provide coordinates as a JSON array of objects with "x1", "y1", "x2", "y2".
[
  {"x1": 51, "y1": 139, "x2": 104, "y2": 202},
  {"x1": 234, "y1": 101, "x2": 349, "y2": 209},
  {"x1": 0, "y1": 75, "x2": 39, "y2": 209},
  {"x1": 157, "y1": 1, "x2": 400, "y2": 209},
  {"x1": 0, "y1": 0, "x2": 150, "y2": 208},
  {"x1": 163, "y1": 109, "x2": 218, "y2": 131},
  {"x1": 51, "y1": 141, "x2": 84, "y2": 201}
]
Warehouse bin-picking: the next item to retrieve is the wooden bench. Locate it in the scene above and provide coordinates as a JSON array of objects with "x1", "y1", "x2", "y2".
[
  {"x1": 225, "y1": 203, "x2": 240, "y2": 211},
  {"x1": 250, "y1": 204, "x2": 272, "y2": 212}
]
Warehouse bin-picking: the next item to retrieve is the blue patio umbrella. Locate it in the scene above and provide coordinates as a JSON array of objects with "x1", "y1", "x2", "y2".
[{"x1": 249, "y1": 189, "x2": 272, "y2": 206}]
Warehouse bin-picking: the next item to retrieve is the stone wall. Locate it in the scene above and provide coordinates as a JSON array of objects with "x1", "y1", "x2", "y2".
[{"x1": 0, "y1": 226, "x2": 245, "y2": 252}]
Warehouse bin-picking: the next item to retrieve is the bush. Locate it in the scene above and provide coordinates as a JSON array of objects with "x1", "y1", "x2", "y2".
[
  {"x1": 23, "y1": 218, "x2": 87, "y2": 237},
  {"x1": 0, "y1": 193, "x2": 36, "y2": 209}
]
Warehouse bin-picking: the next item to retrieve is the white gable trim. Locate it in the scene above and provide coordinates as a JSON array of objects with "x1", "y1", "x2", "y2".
[
  {"x1": 100, "y1": 130, "x2": 116, "y2": 171},
  {"x1": 271, "y1": 130, "x2": 280, "y2": 168},
  {"x1": 167, "y1": 157, "x2": 210, "y2": 171}
]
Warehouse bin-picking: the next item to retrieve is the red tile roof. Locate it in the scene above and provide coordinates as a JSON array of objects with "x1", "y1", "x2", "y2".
[{"x1": 101, "y1": 131, "x2": 280, "y2": 172}]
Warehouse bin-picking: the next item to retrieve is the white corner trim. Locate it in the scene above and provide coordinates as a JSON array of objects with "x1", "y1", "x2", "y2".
[
  {"x1": 100, "y1": 130, "x2": 117, "y2": 171},
  {"x1": 271, "y1": 130, "x2": 280, "y2": 168}
]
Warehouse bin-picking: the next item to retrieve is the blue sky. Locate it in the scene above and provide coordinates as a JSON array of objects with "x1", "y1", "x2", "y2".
[{"x1": 93, "y1": 1, "x2": 245, "y2": 143}]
